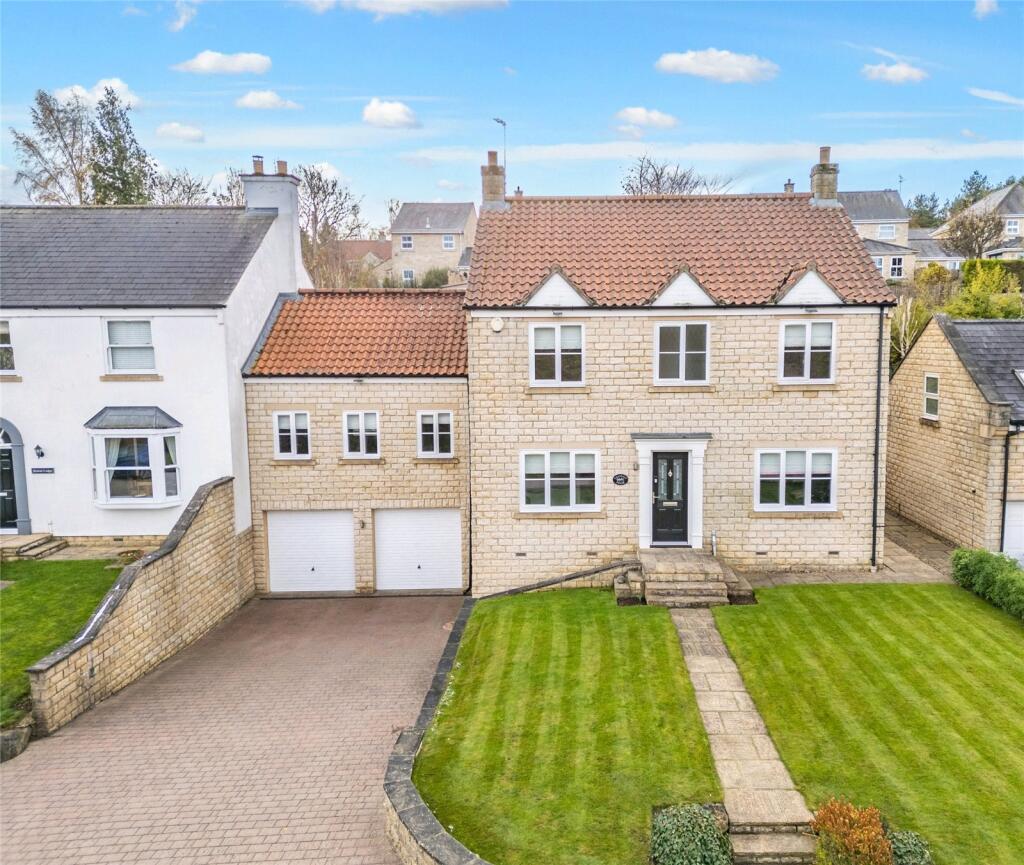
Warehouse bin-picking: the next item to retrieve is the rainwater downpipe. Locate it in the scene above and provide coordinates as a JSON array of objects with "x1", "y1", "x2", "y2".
[
  {"x1": 999, "y1": 424, "x2": 1021, "y2": 552},
  {"x1": 870, "y1": 306, "x2": 885, "y2": 570}
]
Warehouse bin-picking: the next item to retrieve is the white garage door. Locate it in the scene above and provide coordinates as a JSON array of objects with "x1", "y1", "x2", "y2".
[
  {"x1": 375, "y1": 508, "x2": 462, "y2": 591},
  {"x1": 1004, "y1": 501, "x2": 1024, "y2": 564},
  {"x1": 267, "y1": 510, "x2": 356, "y2": 592}
]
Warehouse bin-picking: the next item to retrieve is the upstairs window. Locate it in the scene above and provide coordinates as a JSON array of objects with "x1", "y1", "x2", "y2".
[
  {"x1": 877, "y1": 224, "x2": 896, "y2": 240},
  {"x1": 274, "y1": 411, "x2": 310, "y2": 459},
  {"x1": 442, "y1": 234, "x2": 455, "y2": 250},
  {"x1": 530, "y1": 323, "x2": 584, "y2": 386},
  {"x1": 0, "y1": 321, "x2": 14, "y2": 371},
  {"x1": 655, "y1": 323, "x2": 709, "y2": 384},
  {"x1": 521, "y1": 450, "x2": 599, "y2": 512},
  {"x1": 418, "y1": 410, "x2": 453, "y2": 457},
  {"x1": 756, "y1": 449, "x2": 836, "y2": 511},
  {"x1": 1007, "y1": 219, "x2": 1020, "y2": 237},
  {"x1": 780, "y1": 321, "x2": 834, "y2": 383},
  {"x1": 890, "y1": 257, "x2": 904, "y2": 278},
  {"x1": 106, "y1": 320, "x2": 155, "y2": 372},
  {"x1": 401, "y1": 235, "x2": 413, "y2": 250},
  {"x1": 344, "y1": 411, "x2": 379, "y2": 458},
  {"x1": 923, "y1": 374, "x2": 940, "y2": 420}
]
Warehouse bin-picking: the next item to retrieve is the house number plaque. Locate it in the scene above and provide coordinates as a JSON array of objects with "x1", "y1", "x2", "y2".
[{"x1": 612, "y1": 473, "x2": 629, "y2": 486}]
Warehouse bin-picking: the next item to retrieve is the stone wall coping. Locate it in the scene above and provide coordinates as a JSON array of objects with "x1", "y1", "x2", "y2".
[{"x1": 27, "y1": 476, "x2": 235, "y2": 674}]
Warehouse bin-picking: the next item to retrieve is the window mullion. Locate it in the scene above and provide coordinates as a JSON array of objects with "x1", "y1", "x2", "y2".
[
  {"x1": 554, "y1": 327, "x2": 562, "y2": 383},
  {"x1": 569, "y1": 453, "x2": 577, "y2": 508},
  {"x1": 544, "y1": 453, "x2": 551, "y2": 507},
  {"x1": 152, "y1": 435, "x2": 166, "y2": 500}
]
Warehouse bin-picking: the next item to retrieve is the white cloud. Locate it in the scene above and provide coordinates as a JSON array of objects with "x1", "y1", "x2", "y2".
[
  {"x1": 302, "y1": 0, "x2": 506, "y2": 15},
  {"x1": 967, "y1": 86, "x2": 1024, "y2": 107},
  {"x1": 236, "y1": 90, "x2": 301, "y2": 110},
  {"x1": 961, "y1": 128, "x2": 983, "y2": 139},
  {"x1": 362, "y1": 97, "x2": 420, "y2": 128},
  {"x1": 55, "y1": 78, "x2": 140, "y2": 108},
  {"x1": 122, "y1": 4, "x2": 146, "y2": 15},
  {"x1": 503, "y1": 66, "x2": 517, "y2": 76},
  {"x1": 437, "y1": 178, "x2": 465, "y2": 189},
  {"x1": 156, "y1": 121, "x2": 205, "y2": 142},
  {"x1": 655, "y1": 48, "x2": 778, "y2": 84},
  {"x1": 861, "y1": 62, "x2": 928, "y2": 84},
  {"x1": 173, "y1": 50, "x2": 272, "y2": 75},
  {"x1": 309, "y1": 160, "x2": 346, "y2": 182},
  {"x1": 615, "y1": 124, "x2": 644, "y2": 140},
  {"x1": 615, "y1": 106, "x2": 677, "y2": 129},
  {"x1": 169, "y1": 1, "x2": 198, "y2": 31},
  {"x1": 974, "y1": 0, "x2": 999, "y2": 18}
]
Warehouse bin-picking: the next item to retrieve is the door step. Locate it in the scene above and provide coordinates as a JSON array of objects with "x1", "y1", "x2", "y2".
[
  {"x1": 730, "y1": 831, "x2": 816, "y2": 864},
  {"x1": 645, "y1": 580, "x2": 730, "y2": 608},
  {"x1": 19, "y1": 538, "x2": 68, "y2": 560}
]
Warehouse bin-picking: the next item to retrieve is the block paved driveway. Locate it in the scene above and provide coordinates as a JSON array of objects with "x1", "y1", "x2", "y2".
[{"x1": 0, "y1": 596, "x2": 462, "y2": 865}]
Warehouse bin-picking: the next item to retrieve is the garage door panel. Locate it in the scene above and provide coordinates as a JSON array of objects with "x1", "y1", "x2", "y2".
[
  {"x1": 1004, "y1": 501, "x2": 1024, "y2": 565},
  {"x1": 375, "y1": 508, "x2": 462, "y2": 591},
  {"x1": 268, "y1": 510, "x2": 356, "y2": 592}
]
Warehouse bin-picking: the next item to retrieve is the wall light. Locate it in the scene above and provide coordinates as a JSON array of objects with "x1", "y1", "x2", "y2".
[{"x1": 34, "y1": 445, "x2": 45, "y2": 458}]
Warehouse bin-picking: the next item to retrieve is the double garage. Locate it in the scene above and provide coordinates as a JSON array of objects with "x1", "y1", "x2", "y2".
[{"x1": 266, "y1": 508, "x2": 464, "y2": 593}]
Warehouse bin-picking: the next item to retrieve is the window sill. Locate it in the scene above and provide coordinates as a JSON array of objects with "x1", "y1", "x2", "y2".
[
  {"x1": 526, "y1": 386, "x2": 591, "y2": 395},
  {"x1": 338, "y1": 457, "x2": 384, "y2": 464},
  {"x1": 100, "y1": 374, "x2": 164, "y2": 382},
  {"x1": 515, "y1": 509, "x2": 605, "y2": 519},
  {"x1": 749, "y1": 509, "x2": 842, "y2": 519},
  {"x1": 920, "y1": 417, "x2": 940, "y2": 427},
  {"x1": 269, "y1": 458, "x2": 316, "y2": 466},
  {"x1": 413, "y1": 456, "x2": 459, "y2": 464},
  {"x1": 649, "y1": 384, "x2": 715, "y2": 393},
  {"x1": 94, "y1": 499, "x2": 182, "y2": 510},
  {"x1": 772, "y1": 382, "x2": 837, "y2": 392},
  {"x1": 0, "y1": 374, "x2": 22, "y2": 382}
]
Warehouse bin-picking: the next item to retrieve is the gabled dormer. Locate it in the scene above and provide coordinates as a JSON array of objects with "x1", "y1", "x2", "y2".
[
  {"x1": 648, "y1": 266, "x2": 716, "y2": 307},
  {"x1": 774, "y1": 263, "x2": 844, "y2": 305},
  {"x1": 522, "y1": 266, "x2": 593, "y2": 307}
]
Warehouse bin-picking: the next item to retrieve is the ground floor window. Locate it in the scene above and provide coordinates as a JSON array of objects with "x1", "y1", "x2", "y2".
[
  {"x1": 756, "y1": 448, "x2": 836, "y2": 511},
  {"x1": 91, "y1": 431, "x2": 181, "y2": 505},
  {"x1": 520, "y1": 449, "x2": 599, "y2": 512}
]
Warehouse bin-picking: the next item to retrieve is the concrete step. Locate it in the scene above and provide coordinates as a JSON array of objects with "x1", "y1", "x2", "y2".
[
  {"x1": 730, "y1": 831, "x2": 816, "y2": 864},
  {"x1": 20, "y1": 539, "x2": 68, "y2": 560}
]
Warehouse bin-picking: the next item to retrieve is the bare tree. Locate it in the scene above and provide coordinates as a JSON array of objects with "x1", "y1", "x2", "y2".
[
  {"x1": 296, "y1": 164, "x2": 367, "y2": 288},
  {"x1": 212, "y1": 168, "x2": 246, "y2": 206},
  {"x1": 151, "y1": 168, "x2": 211, "y2": 206},
  {"x1": 386, "y1": 197, "x2": 402, "y2": 226},
  {"x1": 10, "y1": 89, "x2": 94, "y2": 204},
  {"x1": 890, "y1": 294, "x2": 932, "y2": 368},
  {"x1": 621, "y1": 155, "x2": 732, "y2": 196},
  {"x1": 943, "y1": 210, "x2": 1005, "y2": 259}
]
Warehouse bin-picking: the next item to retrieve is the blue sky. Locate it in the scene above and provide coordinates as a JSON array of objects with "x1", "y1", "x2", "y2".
[{"x1": 2, "y1": 0, "x2": 1022, "y2": 226}]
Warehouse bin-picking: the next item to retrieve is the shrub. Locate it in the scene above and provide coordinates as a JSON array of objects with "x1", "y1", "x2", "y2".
[
  {"x1": 961, "y1": 258, "x2": 1024, "y2": 288},
  {"x1": 944, "y1": 263, "x2": 1023, "y2": 319},
  {"x1": 650, "y1": 805, "x2": 732, "y2": 865},
  {"x1": 419, "y1": 267, "x2": 451, "y2": 289},
  {"x1": 888, "y1": 831, "x2": 934, "y2": 865},
  {"x1": 951, "y1": 548, "x2": 1024, "y2": 621},
  {"x1": 811, "y1": 798, "x2": 893, "y2": 865}
]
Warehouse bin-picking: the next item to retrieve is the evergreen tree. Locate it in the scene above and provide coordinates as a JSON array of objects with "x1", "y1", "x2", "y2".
[
  {"x1": 906, "y1": 193, "x2": 944, "y2": 228},
  {"x1": 948, "y1": 170, "x2": 992, "y2": 216},
  {"x1": 91, "y1": 87, "x2": 154, "y2": 204}
]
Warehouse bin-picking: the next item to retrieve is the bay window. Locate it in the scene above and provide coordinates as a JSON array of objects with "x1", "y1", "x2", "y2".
[
  {"x1": 530, "y1": 323, "x2": 584, "y2": 386},
  {"x1": 756, "y1": 448, "x2": 836, "y2": 511},
  {"x1": 520, "y1": 450, "x2": 599, "y2": 512},
  {"x1": 90, "y1": 431, "x2": 181, "y2": 506}
]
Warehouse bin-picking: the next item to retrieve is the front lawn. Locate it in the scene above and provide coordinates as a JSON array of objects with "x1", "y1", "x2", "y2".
[
  {"x1": 414, "y1": 589, "x2": 720, "y2": 865},
  {"x1": 0, "y1": 558, "x2": 119, "y2": 726},
  {"x1": 715, "y1": 584, "x2": 1024, "y2": 865}
]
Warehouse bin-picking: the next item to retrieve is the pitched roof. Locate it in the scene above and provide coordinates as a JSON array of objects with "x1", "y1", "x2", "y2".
[
  {"x1": 467, "y1": 194, "x2": 893, "y2": 308},
  {"x1": 0, "y1": 206, "x2": 276, "y2": 308},
  {"x1": 962, "y1": 183, "x2": 1024, "y2": 218},
  {"x1": 391, "y1": 202, "x2": 475, "y2": 234},
  {"x1": 246, "y1": 290, "x2": 467, "y2": 377},
  {"x1": 863, "y1": 238, "x2": 913, "y2": 255},
  {"x1": 837, "y1": 190, "x2": 908, "y2": 222},
  {"x1": 338, "y1": 239, "x2": 392, "y2": 264},
  {"x1": 936, "y1": 315, "x2": 1024, "y2": 422},
  {"x1": 907, "y1": 230, "x2": 962, "y2": 260},
  {"x1": 84, "y1": 406, "x2": 182, "y2": 430}
]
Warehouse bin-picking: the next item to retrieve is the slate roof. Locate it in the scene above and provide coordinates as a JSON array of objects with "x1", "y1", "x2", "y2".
[
  {"x1": 0, "y1": 206, "x2": 275, "y2": 308},
  {"x1": 837, "y1": 190, "x2": 908, "y2": 222},
  {"x1": 864, "y1": 239, "x2": 913, "y2": 255},
  {"x1": 467, "y1": 194, "x2": 894, "y2": 308},
  {"x1": 84, "y1": 406, "x2": 183, "y2": 430},
  {"x1": 391, "y1": 202, "x2": 475, "y2": 234},
  {"x1": 962, "y1": 183, "x2": 1024, "y2": 217},
  {"x1": 936, "y1": 315, "x2": 1024, "y2": 422},
  {"x1": 456, "y1": 246, "x2": 473, "y2": 269},
  {"x1": 907, "y1": 229, "x2": 962, "y2": 260},
  {"x1": 247, "y1": 289, "x2": 467, "y2": 377}
]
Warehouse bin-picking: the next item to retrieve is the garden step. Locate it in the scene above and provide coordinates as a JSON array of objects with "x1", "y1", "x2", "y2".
[
  {"x1": 730, "y1": 830, "x2": 817, "y2": 864},
  {"x1": 645, "y1": 580, "x2": 730, "y2": 607},
  {"x1": 20, "y1": 539, "x2": 68, "y2": 560}
]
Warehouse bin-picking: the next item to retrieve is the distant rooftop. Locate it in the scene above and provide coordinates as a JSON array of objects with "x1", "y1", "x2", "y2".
[
  {"x1": 391, "y1": 202, "x2": 475, "y2": 234},
  {"x1": 837, "y1": 190, "x2": 908, "y2": 222}
]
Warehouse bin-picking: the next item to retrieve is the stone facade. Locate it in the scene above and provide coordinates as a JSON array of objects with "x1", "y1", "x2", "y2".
[
  {"x1": 887, "y1": 319, "x2": 1020, "y2": 549},
  {"x1": 379, "y1": 213, "x2": 477, "y2": 287},
  {"x1": 245, "y1": 378, "x2": 470, "y2": 593},
  {"x1": 467, "y1": 310, "x2": 889, "y2": 595},
  {"x1": 27, "y1": 477, "x2": 255, "y2": 734},
  {"x1": 852, "y1": 221, "x2": 911, "y2": 247}
]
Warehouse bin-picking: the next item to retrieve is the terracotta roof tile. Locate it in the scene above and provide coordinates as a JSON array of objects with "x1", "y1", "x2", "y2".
[
  {"x1": 467, "y1": 194, "x2": 895, "y2": 307},
  {"x1": 248, "y1": 290, "x2": 467, "y2": 377}
]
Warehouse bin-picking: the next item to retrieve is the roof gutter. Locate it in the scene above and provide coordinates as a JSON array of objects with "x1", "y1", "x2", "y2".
[{"x1": 1000, "y1": 423, "x2": 1023, "y2": 553}]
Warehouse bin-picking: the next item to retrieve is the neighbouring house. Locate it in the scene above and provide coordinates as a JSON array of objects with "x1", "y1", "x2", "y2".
[
  {"x1": 888, "y1": 315, "x2": 1024, "y2": 560},
  {"x1": 337, "y1": 238, "x2": 392, "y2": 279},
  {"x1": 906, "y1": 228, "x2": 964, "y2": 273},
  {"x1": 932, "y1": 182, "x2": 1024, "y2": 261},
  {"x1": 243, "y1": 289, "x2": 469, "y2": 593},
  {"x1": 378, "y1": 201, "x2": 477, "y2": 287},
  {"x1": 464, "y1": 146, "x2": 895, "y2": 594},
  {"x1": 0, "y1": 157, "x2": 311, "y2": 542},
  {"x1": 837, "y1": 189, "x2": 916, "y2": 281}
]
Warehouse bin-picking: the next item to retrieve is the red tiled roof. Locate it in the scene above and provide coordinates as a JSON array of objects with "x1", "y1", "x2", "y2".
[
  {"x1": 337, "y1": 239, "x2": 392, "y2": 264},
  {"x1": 248, "y1": 290, "x2": 467, "y2": 377},
  {"x1": 467, "y1": 194, "x2": 894, "y2": 307}
]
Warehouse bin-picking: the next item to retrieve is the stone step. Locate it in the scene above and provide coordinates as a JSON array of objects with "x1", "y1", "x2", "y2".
[
  {"x1": 647, "y1": 579, "x2": 729, "y2": 593},
  {"x1": 647, "y1": 593, "x2": 731, "y2": 608},
  {"x1": 12, "y1": 534, "x2": 54, "y2": 555},
  {"x1": 20, "y1": 539, "x2": 68, "y2": 560},
  {"x1": 730, "y1": 831, "x2": 817, "y2": 864}
]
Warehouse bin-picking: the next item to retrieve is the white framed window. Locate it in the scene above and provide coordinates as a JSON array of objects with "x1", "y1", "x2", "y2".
[
  {"x1": 344, "y1": 410, "x2": 379, "y2": 458},
  {"x1": 923, "y1": 374, "x2": 940, "y2": 420},
  {"x1": 401, "y1": 235, "x2": 413, "y2": 250},
  {"x1": 529, "y1": 323, "x2": 584, "y2": 386},
  {"x1": 273, "y1": 411, "x2": 310, "y2": 459},
  {"x1": 520, "y1": 450, "x2": 600, "y2": 512},
  {"x1": 890, "y1": 257, "x2": 904, "y2": 278},
  {"x1": 872, "y1": 256, "x2": 884, "y2": 271},
  {"x1": 90, "y1": 431, "x2": 181, "y2": 506},
  {"x1": 1007, "y1": 219, "x2": 1020, "y2": 237},
  {"x1": 0, "y1": 320, "x2": 14, "y2": 371},
  {"x1": 105, "y1": 320, "x2": 155, "y2": 372},
  {"x1": 442, "y1": 234, "x2": 455, "y2": 250},
  {"x1": 402, "y1": 269, "x2": 415, "y2": 287},
  {"x1": 654, "y1": 322, "x2": 709, "y2": 385},
  {"x1": 417, "y1": 410, "x2": 453, "y2": 458},
  {"x1": 780, "y1": 321, "x2": 834, "y2": 383},
  {"x1": 877, "y1": 224, "x2": 896, "y2": 240},
  {"x1": 755, "y1": 448, "x2": 836, "y2": 512}
]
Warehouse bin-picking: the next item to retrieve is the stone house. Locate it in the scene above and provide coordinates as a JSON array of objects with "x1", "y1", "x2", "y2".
[
  {"x1": 932, "y1": 182, "x2": 1024, "y2": 261},
  {"x1": 377, "y1": 202, "x2": 477, "y2": 287},
  {"x1": 887, "y1": 315, "x2": 1024, "y2": 559},
  {"x1": 837, "y1": 189, "x2": 916, "y2": 281}
]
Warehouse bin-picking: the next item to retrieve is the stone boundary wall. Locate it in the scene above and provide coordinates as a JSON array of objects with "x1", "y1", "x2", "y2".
[
  {"x1": 383, "y1": 598, "x2": 497, "y2": 865},
  {"x1": 27, "y1": 477, "x2": 255, "y2": 735}
]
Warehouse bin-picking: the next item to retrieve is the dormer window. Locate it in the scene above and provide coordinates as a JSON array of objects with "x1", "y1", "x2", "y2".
[
  {"x1": 401, "y1": 235, "x2": 413, "y2": 250},
  {"x1": 877, "y1": 224, "x2": 896, "y2": 240}
]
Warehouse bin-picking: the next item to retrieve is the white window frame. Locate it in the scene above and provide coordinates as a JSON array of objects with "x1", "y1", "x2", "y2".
[
  {"x1": 871, "y1": 256, "x2": 884, "y2": 271},
  {"x1": 778, "y1": 320, "x2": 836, "y2": 384},
  {"x1": 273, "y1": 411, "x2": 311, "y2": 460},
  {"x1": 343, "y1": 410, "x2": 380, "y2": 459},
  {"x1": 402, "y1": 269, "x2": 415, "y2": 287},
  {"x1": 890, "y1": 257, "x2": 904, "y2": 278},
  {"x1": 877, "y1": 224, "x2": 896, "y2": 240},
  {"x1": 89, "y1": 429, "x2": 182, "y2": 508},
  {"x1": 1007, "y1": 218, "x2": 1020, "y2": 237},
  {"x1": 104, "y1": 319, "x2": 156, "y2": 374},
  {"x1": 653, "y1": 322, "x2": 710, "y2": 385},
  {"x1": 401, "y1": 235, "x2": 413, "y2": 250},
  {"x1": 0, "y1": 320, "x2": 15, "y2": 373},
  {"x1": 754, "y1": 448, "x2": 837, "y2": 513},
  {"x1": 922, "y1": 373, "x2": 940, "y2": 420},
  {"x1": 442, "y1": 234, "x2": 455, "y2": 250},
  {"x1": 528, "y1": 323, "x2": 586, "y2": 387},
  {"x1": 417, "y1": 410, "x2": 454, "y2": 458},
  {"x1": 519, "y1": 449, "x2": 601, "y2": 513}
]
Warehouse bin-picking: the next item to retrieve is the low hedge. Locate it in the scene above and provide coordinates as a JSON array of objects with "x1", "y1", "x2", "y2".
[
  {"x1": 650, "y1": 805, "x2": 731, "y2": 865},
  {"x1": 951, "y1": 547, "x2": 1024, "y2": 621},
  {"x1": 961, "y1": 258, "x2": 1024, "y2": 287}
]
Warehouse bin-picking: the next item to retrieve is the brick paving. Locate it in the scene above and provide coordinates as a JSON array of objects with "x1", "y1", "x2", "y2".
[{"x1": 0, "y1": 596, "x2": 462, "y2": 865}]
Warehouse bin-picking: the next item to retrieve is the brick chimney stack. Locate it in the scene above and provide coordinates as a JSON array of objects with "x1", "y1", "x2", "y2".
[
  {"x1": 276, "y1": 160, "x2": 288, "y2": 176},
  {"x1": 481, "y1": 150, "x2": 508, "y2": 211},
  {"x1": 810, "y1": 146, "x2": 840, "y2": 207},
  {"x1": 252, "y1": 155, "x2": 264, "y2": 175},
  {"x1": 784, "y1": 179, "x2": 795, "y2": 194}
]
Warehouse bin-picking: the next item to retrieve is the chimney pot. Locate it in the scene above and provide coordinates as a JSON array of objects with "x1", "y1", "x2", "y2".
[
  {"x1": 252, "y1": 155, "x2": 264, "y2": 175},
  {"x1": 514, "y1": 186, "x2": 523, "y2": 197},
  {"x1": 784, "y1": 179, "x2": 795, "y2": 194},
  {"x1": 276, "y1": 160, "x2": 288, "y2": 176},
  {"x1": 819, "y1": 146, "x2": 831, "y2": 165},
  {"x1": 487, "y1": 150, "x2": 498, "y2": 167}
]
